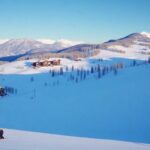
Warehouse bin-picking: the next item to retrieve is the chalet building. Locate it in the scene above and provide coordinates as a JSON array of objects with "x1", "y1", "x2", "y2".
[
  {"x1": 73, "y1": 58, "x2": 81, "y2": 61},
  {"x1": 32, "y1": 59, "x2": 61, "y2": 67}
]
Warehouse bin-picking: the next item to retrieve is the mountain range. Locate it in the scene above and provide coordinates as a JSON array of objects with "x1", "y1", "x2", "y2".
[{"x1": 0, "y1": 32, "x2": 150, "y2": 61}]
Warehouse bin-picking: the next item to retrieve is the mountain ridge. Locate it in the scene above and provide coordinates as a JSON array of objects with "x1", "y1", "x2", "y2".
[{"x1": 0, "y1": 32, "x2": 150, "y2": 61}]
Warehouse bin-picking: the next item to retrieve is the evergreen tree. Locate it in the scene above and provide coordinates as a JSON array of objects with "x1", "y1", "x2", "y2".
[
  {"x1": 60, "y1": 67, "x2": 63, "y2": 75},
  {"x1": 71, "y1": 65, "x2": 74, "y2": 72},
  {"x1": 113, "y1": 68, "x2": 118, "y2": 75},
  {"x1": 91, "y1": 66, "x2": 94, "y2": 74},
  {"x1": 30, "y1": 76, "x2": 34, "y2": 82},
  {"x1": 148, "y1": 57, "x2": 150, "y2": 64},
  {"x1": 132, "y1": 60, "x2": 137, "y2": 66},
  {"x1": 52, "y1": 70, "x2": 55, "y2": 77}
]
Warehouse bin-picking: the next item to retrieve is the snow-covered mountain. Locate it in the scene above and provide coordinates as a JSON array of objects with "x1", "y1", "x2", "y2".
[
  {"x1": 53, "y1": 39, "x2": 83, "y2": 49},
  {"x1": 37, "y1": 38, "x2": 56, "y2": 44},
  {"x1": 37, "y1": 39, "x2": 83, "y2": 46},
  {"x1": 102, "y1": 32, "x2": 150, "y2": 49},
  {"x1": 0, "y1": 38, "x2": 83, "y2": 58},
  {"x1": 37, "y1": 39, "x2": 83, "y2": 48},
  {"x1": 141, "y1": 32, "x2": 150, "y2": 38},
  {"x1": 57, "y1": 32, "x2": 150, "y2": 55},
  {"x1": 0, "y1": 39, "x2": 48, "y2": 57},
  {"x1": 0, "y1": 32, "x2": 149, "y2": 61},
  {"x1": 0, "y1": 39, "x2": 9, "y2": 44}
]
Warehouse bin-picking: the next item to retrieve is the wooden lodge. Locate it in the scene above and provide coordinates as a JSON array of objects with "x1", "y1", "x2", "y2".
[{"x1": 32, "y1": 59, "x2": 61, "y2": 67}]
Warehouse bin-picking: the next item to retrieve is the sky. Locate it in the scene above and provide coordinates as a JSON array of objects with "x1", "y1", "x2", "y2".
[{"x1": 0, "y1": 0, "x2": 150, "y2": 43}]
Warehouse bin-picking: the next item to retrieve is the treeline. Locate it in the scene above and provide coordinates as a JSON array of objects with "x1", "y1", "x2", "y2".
[
  {"x1": 29, "y1": 58, "x2": 150, "y2": 87},
  {"x1": 4, "y1": 86, "x2": 18, "y2": 95},
  {"x1": 130, "y1": 57, "x2": 150, "y2": 67},
  {"x1": 49, "y1": 58, "x2": 150, "y2": 84},
  {"x1": 26, "y1": 58, "x2": 150, "y2": 99},
  {"x1": 47, "y1": 62, "x2": 124, "y2": 84},
  {"x1": 0, "y1": 86, "x2": 18, "y2": 97}
]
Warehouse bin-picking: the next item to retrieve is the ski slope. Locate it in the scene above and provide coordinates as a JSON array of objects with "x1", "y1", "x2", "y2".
[
  {"x1": 0, "y1": 129, "x2": 150, "y2": 150},
  {"x1": 0, "y1": 60, "x2": 150, "y2": 143},
  {"x1": 0, "y1": 44, "x2": 150, "y2": 145}
]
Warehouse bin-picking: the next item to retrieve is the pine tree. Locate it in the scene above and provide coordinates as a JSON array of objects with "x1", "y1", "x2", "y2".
[
  {"x1": 83, "y1": 70, "x2": 86, "y2": 80},
  {"x1": 52, "y1": 70, "x2": 55, "y2": 77},
  {"x1": 71, "y1": 65, "x2": 74, "y2": 72},
  {"x1": 60, "y1": 67, "x2": 63, "y2": 75},
  {"x1": 65, "y1": 66, "x2": 69, "y2": 72},
  {"x1": 91, "y1": 66, "x2": 94, "y2": 74},
  {"x1": 75, "y1": 77, "x2": 78, "y2": 83},
  {"x1": 132, "y1": 60, "x2": 137, "y2": 66},
  {"x1": 148, "y1": 57, "x2": 150, "y2": 64},
  {"x1": 113, "y1": 67, "x2": 118, "y2": 75},
  {"x1": 30, "y1": 76, "x2": 34, "y2": 82}
]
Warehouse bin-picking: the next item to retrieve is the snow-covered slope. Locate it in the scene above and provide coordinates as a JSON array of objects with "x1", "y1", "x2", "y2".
[
  {"x1": 0, "y1": 46, "x2": 149, "y2": 75},
  {"x1": 0, "y1": 32, "x2": 150, "y2": 146},
  {"x1": 0, "y1": 129, "x2": 150, "y2": 150},
  {"x1": 141, "y1": 32, "x2": 150, "y2": 38},
  {"x1": 52, "y1": 39, "x2": 83, "y2": 49},
  {"x1": 0, "y1": 32, "x2": 149, "y2": 61},
  {"x1": 0, "y1": 58, "x2": 89, "y2": 74},
  {"x1": 37, "y1": 38, "x2": 83, "y2": 46},
  {"x1": 0, "y1": 39, "x2": 9, "y2": 44},
  {"x1": 37, "y1": 39, "x2": 56, "y2": 44},
  {"x1": 0, "y1": 39, "x2": 48, "y2": 57},
  {"x1": 0, "y1": 60, "x2": 150, "y2": 143},
  {"x1": 102, "y1": 32, "x2": 150, "y2": 49},
  {"x1": 54, "y1": 32, "x2": 150, "y2": 61}
]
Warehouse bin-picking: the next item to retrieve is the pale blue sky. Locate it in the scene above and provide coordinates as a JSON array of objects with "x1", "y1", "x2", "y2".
[{"x1": 0, "y1": 0, "x2": 150, "y2": 43}]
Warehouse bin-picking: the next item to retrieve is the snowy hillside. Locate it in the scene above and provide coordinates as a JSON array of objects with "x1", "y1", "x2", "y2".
[
  {"x1": 141, "y1": 32, "x2": 150, "y2": 38},
  {"x1": 0, "y1": 58, "x2": 150, "y2": 143},
  {"x1": 0, "y1": 39, "x2": 49, "y2": 57},
  {"x1": 0, "y1": 44, "x2": 149, "y2": 75},
  {"x1": 58, "y1": 32, "x2": 150, "y2": 54},
  {"x1": 0, "y1": 32, "x2": 150, "y2": 61},
  {"x1": 100, "y1": 32, "x2": 150, "y2": 54},
  {"x1": 0, "y1": 39, "x2": 9, "y2": 44},
  {"x1": 0, "y1": 32, "x2": 150, "y2": 148},
  {"x1": 0, "y1": 38, "x2": 83, "y2": 58},
  {"x1": 0, "y1": 129, "x2": 150, "y2": 150}
]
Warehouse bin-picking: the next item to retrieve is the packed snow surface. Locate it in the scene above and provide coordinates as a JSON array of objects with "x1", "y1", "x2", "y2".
[
  {"x1": 0, "y1": 61, "x2": 150, "y2": 143},
  {"x1": 0, "y1": 129, "x2": 150, "y2": 150}
]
